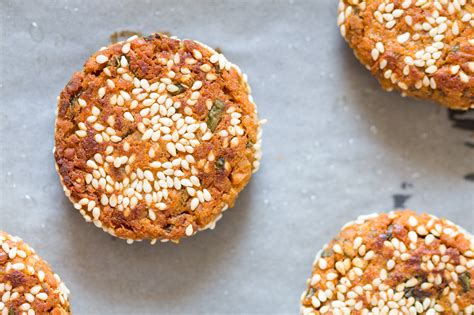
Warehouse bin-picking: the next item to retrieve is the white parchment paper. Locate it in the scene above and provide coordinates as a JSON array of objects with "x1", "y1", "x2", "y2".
[{"x1": 0, "y1": 0, "x2": 473, "y2": 314}]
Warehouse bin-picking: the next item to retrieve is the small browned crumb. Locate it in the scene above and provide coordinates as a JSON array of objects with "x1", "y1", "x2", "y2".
[
  {"x1": 54, "y1": 33, "x2": 263, "y2": 244},
  {"x1": 338, "y1": 0, "x2": 473, "y2": 110},
  {"x1": 0, "y1": 231, "x2": 71, "y2": 315},
  {"x1": 300, "y1": 210, "x2": 474, "y2": 315}
]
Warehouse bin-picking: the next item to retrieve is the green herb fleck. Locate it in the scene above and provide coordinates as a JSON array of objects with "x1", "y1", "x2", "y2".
[
  {"x1": 207, "y1": 99, "x2": 226, "y2": 132},
  {"x1": 216, "y1": 157, "x2": 225, "y2": 170},
  {"x1": 122, "y1": 128, "x2": 134, "y2": 138},
  {"x1": 305, "y1": 287, "x2": 315, "y2": 300},
  {"x1": 403, "y1": 275, "x2": 431, "y2": 300},
  {"x1": 115, "y1": 56, "x2": 121, "y2": 66},
  {"x1": 459, "y1": 272, "x2": 471, "y2": 292},
  {"x1": 144, "y1": 34, "x2": 158, "y2": 41},
  {"x1": 68, "y1": 91, "x2": 82, "y2": 108},
  {"x1": 404, "y1": 287, "x2": 430, "y2": 300},
  {"x1": 321, "y1": 248, "x2": 334, "y2": 258},
  {"x1": 8, "y1": 308, "x2": 14, "y2": 315},
  {"x1": 169, "y1": 83, "x2": 186, "y2": 96},
  {"x1": 404, "y1": 286, "x2": 414, "y2": 298},
  {"x1": 384, "y1": 224, "x2": 393, "y2": 241}
]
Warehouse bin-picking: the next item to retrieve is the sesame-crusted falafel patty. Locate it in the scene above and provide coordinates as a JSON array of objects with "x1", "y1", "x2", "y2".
[
  {"x1": 54, "y1": 33, "x2": 263, "y2": 243},
  {"x1": 0, "y1": 231, "x2": 71, "y2": 315},
  {"x1": 338, "y1": 0, "x2": 473, "y2": 109},
  {"x1": 300, "y1": 210, "x2": 474, "y2": 314}
]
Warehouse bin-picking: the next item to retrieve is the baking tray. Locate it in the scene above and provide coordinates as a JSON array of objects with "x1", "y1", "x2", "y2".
[{"x1": 0, "y1": 0, "x2": 473, "y2": 314}]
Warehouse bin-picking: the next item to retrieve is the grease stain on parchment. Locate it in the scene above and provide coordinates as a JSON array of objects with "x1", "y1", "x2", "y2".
[{"x1": 392, "y1": 182, "x2": 413, "y2": 209}]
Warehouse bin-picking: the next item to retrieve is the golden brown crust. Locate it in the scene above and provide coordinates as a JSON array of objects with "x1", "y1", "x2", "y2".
[
  {"x1": 300, "y1": 210, "x2": 474, "y2": 314},
  {"x1": 0, "y1": 231, "x2": 71, "y2": 315},
  {"x1": 338, "y1": 0, "x2": 474, "y2": 110},
  {"x1": 54, "y1": 34, "x2": 262, "y2": 243}
]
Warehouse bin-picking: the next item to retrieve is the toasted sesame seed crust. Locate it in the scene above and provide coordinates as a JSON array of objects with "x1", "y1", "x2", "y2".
[
  {"x1": 0, "y1": 231, "x2": 71, "y2": 315},
  {"x1": 338, "y1": 0, "x2": 474, "y2": 110},
  {"x1": 54, "y1": 33, "x2": 262, "y2": 243},
  {"x1": 300, "y1": 210, "x2": 474, "y2": 315}
]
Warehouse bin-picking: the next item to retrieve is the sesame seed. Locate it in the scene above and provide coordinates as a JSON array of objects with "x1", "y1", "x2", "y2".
[
  {"x1": 397, "y1": 32, "x2": 410, "y2": 43},
  {"x1": 402, "y1": 0, "x2": 412, "y2": 8},
  {"x1": 122, "y1": 43, "x2": 131, "y2": 54},
  {"x1": 192, "y1": 49, "x2": 202, "y2": 60},
  {"x1": 392, "y1": 9, "x2": 404, "y2": 18},
  {"x1": 95, "y1": 54, "x2": 108, "y2": 64},
  {"x1": 166, "y1": 142, "x2": 177, "y2": 156},
  {"x1": 92, "y1": 207, "x2": 100, "y2": 219},
  {"x1": 327, "y1": 273, "x2": 338, "y2": 281},
  {"x1": 363, "y1": 251, "x2": 375, "y2": 260},
  {"x1": 19, "y1": 303, "x2": 31, "y2": 311},
  {"x1": 371, "y1": 48, "x2": 380, "y2": 61},
  {"x1": 335, "y1": 261, "x2": 346, "y2": 275},
  {"x1": 210, "y1": 54, "x2": 219, "y2": 63},
  {"x1": 185, "y1": 224, "x2": 193, "y2": 236},
  {"x1": 353, "y1": 237, "x2": 362, "y2": 249},
  {"x1": 190, "y1": 197, "x2": 200, "y2": 211},
  {"x1": 91, "y1": 106, "x2": 100, "y2": 116},
  {"x1": 406, "y1": 277, "x2": 419, "y2": 288},
  {"x1": 165, "y1": 85, "x2": 179, "y2": 95},
  {"x1": 332, "y1": 243, "x2": 343, "y2": 254},
  {"x1": 398, "y1": 82, "x2": 408, "y2": 90},
  {"x1": 37, "y1": 271, "x2": 45, "y2": 282},
  {"x1": 36, "y1": 293, "x2": 48, "y2": 301},
  {"x1": 455, "y1": 265, "x2": 466, "y2": 273},
  {"x1": 123, "y1": 112, "x2": 134, "y2": 122},
  {"x1": 318, "y1": 258, "x2": 328, "y2": 270},
  {"x1": 459, "y1": 72, "x2": 469, "y2": 83},
  {"x1": 425, "y1": 234, "x2": 436, "y2": 245},
  {"x1": 12, "y1": 263, "x2": 25, "y2": 270},
  {"x1": 98, "y1": 87, "x2": 106, "y2": 98},
  {"x1": 385, "y1": 20, "x2": 396, "y2": 29},
  {"x1": 408, "y1": 216, "x2": 418, "y2": 226},
  {"x1": 75, "y1": 130, "x2": 87, "y2": 137},
  {"x1": 24, "y1": 293, "x2": 34, "y2": 303},
  {"x1": 461, "y1": 13, "x2": 471, "y2": 22},
  {"x1": 191, "y1": 81, "x2": 203, "y2": 91},
  {"x1": 148, "y1": 209, "x2": 156, "y2": 221},
  {"x1": 203, "y1": 189, "x2": 212, "y2": 201},
  {"x1": 206, "y1": 73, "x2": 217, "y2": 81},
  {"x1": 375, "y1": 42, "x2": 384, "y2": 53},
  {"x1": 387, "y1": 259, "x2": 395, "y2": 270}
]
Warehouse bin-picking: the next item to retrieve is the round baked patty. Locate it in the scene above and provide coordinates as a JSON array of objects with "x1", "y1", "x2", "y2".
[
  {"x1": 338, "y1": 0, "x2": 473, "y2": 109},
  {"x1": 300, "y1": 210, "x2": 474, "y2": 315},
  {"x1": 0, "y1": 231, "x2": 71, "y2": 315},
  {"x1": 54, "y1": 33, "x2": 263, "y2": 243}
]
